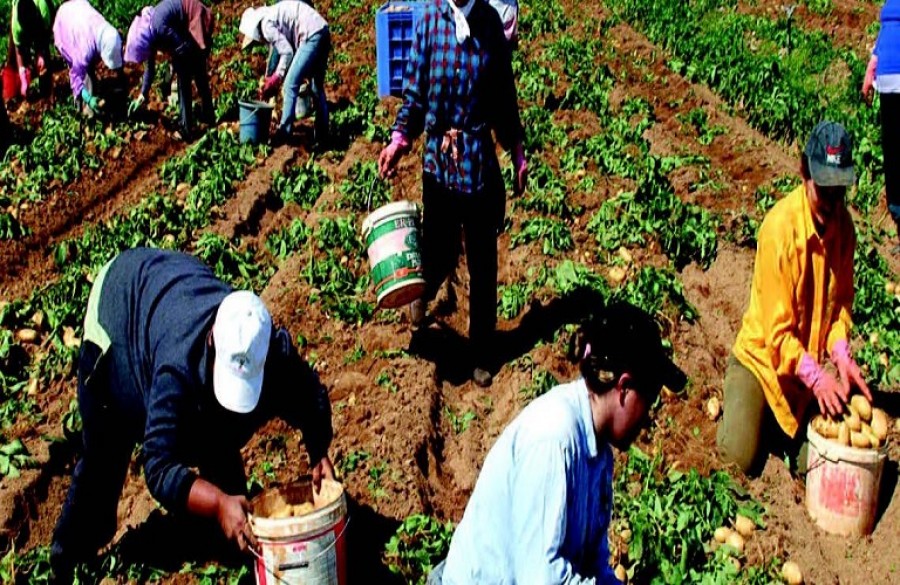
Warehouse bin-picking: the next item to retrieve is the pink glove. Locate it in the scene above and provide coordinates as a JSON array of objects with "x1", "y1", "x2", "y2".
[
  {"x1": 19, "y1": 67, "x2": 30, "y2": 97},
  {"x1": 830, "y1": 340, "x2": 873, "y2": 401},
  {"x1": 378, "y1": 131, "x2": 410, "y2": 178},
  {"x1": 798, "y1": 353, "x2": 847, "y2": 417},
  {"x1": 513, "y1": 142, "x2": 527, "y2": 195},
  {"x1": 36, "y1": 55, "x2": 46, "y2": 75},
  {"x1": 259, "y1": 74, "x2": 282, "y2": 100},
  {"x1": 862, "y1": 56, "x2": 877, "y2": 102}
]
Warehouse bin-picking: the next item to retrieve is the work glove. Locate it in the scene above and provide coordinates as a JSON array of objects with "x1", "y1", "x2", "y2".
[
  {"x1": 830, "y1": 339, "x2": 873, "y2": 402},
  {"x1": 18, "y1": 67, "x2": 30, "y2": 97},
  {"x1": 259, "y1": 73, "x2": 282, "y2": 100},
  {"x1": 862, "y1": 55, "x2": 877, "y2": 104},
  {"x1": 36, "y1": 55, "x2": 46, "y2": 76},
  {"x1": 127, "y1": 94, "x2": 146, "y2": 117},
  {"x1": 378, "y1": 131, "x2": 411, "y2": 179},
  {"x1": 513, "y1": 142, "x2": 527, "y2": 195},
  {"x1": 80, "y1": 88, "x2": 101, "y2": 113},
  {"x1": 798, "y1": 353, "x2": 848, "y2": 417}
]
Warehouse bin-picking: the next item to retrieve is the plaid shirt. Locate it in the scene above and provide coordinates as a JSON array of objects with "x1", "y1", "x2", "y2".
[{"x1": 393, "y1": 0, "x2": 523, "y2": 194}]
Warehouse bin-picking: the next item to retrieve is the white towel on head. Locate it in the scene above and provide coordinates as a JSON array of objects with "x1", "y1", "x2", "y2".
[{"x1": 446, "y1": 0, "x2": 474, "y2": 44}]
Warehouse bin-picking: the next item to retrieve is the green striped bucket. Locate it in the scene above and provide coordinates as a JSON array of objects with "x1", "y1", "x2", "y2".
[{"x1": 361, "y1": 201, "x2": 425, "y2": 309}]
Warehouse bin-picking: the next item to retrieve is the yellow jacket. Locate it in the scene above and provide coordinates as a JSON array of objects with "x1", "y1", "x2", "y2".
[{"x1": 733, "y1": 185, "x2": 856, "y2": 437}]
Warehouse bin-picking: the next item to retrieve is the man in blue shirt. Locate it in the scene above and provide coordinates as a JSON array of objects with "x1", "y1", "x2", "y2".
[
  {"x1": 50, "y1": 248, "x2": 335, "y2": 579},
  {"x1": 431, "y1": 302, "x2": 686, "y2": 584}
]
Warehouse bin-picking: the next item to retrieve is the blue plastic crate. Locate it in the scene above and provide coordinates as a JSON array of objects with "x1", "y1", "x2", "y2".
[{"x1": 376, "y1": 1, "x2": 426, "y2": 98}]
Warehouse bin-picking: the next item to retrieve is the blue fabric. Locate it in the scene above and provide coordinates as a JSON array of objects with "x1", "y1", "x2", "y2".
[
  {"x1": 278, "y1": 26, "x2": 330, "y2": 142},
  {"x1": 79, "y1": 248, "x2": 332, "y2": 513},
  {"x1": 392, "y1": 0, "x2": 523, "y2": 194},
  {"x1": 441, "y1": 379, "x2": 620, "y2": 584},
  {"x1": 140, "y1": 0, "x2": 195, "y2": 97},
  {"x1": 876, "y1": 0, "x2": 900, "y2": 76}
]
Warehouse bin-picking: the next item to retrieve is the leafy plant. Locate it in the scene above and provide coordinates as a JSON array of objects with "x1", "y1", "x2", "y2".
[
  {"x1": 266, "y1": 219, "x2": 312, "y2": 259},
  {"x1": 272, "y1": 159, "x2": 330, "y2": 209},
  {"x1": 444, "y1": 406, "x2": 476, "y2": 435},
  {"x1": 338, "y1": 161, "x2": 391, "y2": 212},
  {"x1": 194, "y1": 234, "x2": 274, "y2": 293},
  {"x1": 384, "y1": 514, "x2": 455, "y2": 585},
  {"x1": 510, "y1": 217, "x2": 574, "y2": 256},
  {"x1": 0, "y1": 438, "x2": 34, "y2": 478},
  {"x1": 520, "y1": 367, "x2": 559, "y2": 402},
  {"x1": 337, "y1": 449, "x2": 371, "y2": 476}
]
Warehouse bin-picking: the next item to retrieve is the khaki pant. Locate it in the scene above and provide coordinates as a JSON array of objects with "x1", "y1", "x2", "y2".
[{"x1": 717, "y1": 354, "x2": 809, "y2": 476}]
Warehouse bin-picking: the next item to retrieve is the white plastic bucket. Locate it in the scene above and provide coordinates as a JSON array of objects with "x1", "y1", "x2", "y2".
[
  {"x1": 806, "y1": 423, "x2": 887, "y2": 536},
  {"x1": 250, "y1": 479, "x2": 348, "y2": 585},
  {"x1": 361, "y1": 201, "x2": 426, "y2": 309}
]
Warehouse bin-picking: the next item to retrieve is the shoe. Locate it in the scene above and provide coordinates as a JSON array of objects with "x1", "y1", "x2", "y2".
[
  {"x1": 473, "y1": 367, "x2": 492, "y2": 388},
  {"x1": 409, "y1": 298, "x2": 425, "y2": 329}
]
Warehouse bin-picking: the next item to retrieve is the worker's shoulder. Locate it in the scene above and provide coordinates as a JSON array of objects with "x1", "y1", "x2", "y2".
[
  {"x1": 515, "y1": 381, "x2": 586, "y2": 441},
  {"x1": 758, "y1": 185, "x2": 805, "y2": 241}
]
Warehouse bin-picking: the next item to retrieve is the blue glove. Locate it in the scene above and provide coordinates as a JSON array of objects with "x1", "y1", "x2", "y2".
[{"x1": 80, "y1": 87, "x2": 100, "y2": 111}]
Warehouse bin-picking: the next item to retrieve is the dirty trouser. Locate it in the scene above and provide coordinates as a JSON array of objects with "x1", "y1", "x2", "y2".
[
  {"x1": 716, "y1": 354, "x2": 809, "y2": 476},
  {"x1": 880, "y1": 92, "x2": 900, "y2": 227},
  {"x1": 276, "y1": 27, "x2": 331, "y2": 144},
  {"x1": 421, "y1": 172, "x2": 499, "y2": 364},
  {"x1": 173, "y1": 46, "x2": 213, "y2": 135}
]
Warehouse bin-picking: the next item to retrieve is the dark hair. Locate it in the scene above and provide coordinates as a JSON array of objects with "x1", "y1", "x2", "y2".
[{"x1": 800, "y1": 153, "x2": 812, "y2": 181}]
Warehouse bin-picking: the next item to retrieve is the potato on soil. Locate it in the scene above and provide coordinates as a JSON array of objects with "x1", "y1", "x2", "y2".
[
  {"x1": 850, "y1": 395, "x2": 872, "y2": 422},
  {"x1": 734, "y1": 514, "x2": 755, "y2": 537},
  {"x1": 714, "y1": 526, "x2": 732, "y2": 543},
  {"x1": 16, "y1": 328, "x2": 38, "y2": 343},
  {"x1": 782, "y1": 561, "x2": 803, "y2": 585},
  {"x1": 614, "y1": 564, "x2": 627, "y2": 582},
  {"x1": 707, "y1": 397, "x2": 721, "y2": 421},
  {"x1": 725, "y1": 532, "x2": 745, "y2": 554}
]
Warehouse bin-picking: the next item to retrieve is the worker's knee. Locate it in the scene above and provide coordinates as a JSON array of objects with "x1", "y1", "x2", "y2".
[{"x1": 716, "y1": 355, "x2": 767, "y2": 475}]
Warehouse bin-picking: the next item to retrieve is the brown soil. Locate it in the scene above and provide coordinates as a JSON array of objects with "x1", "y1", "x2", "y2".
[{"x1": 1, "y1": 0, "x2": 899, "y2": 583}]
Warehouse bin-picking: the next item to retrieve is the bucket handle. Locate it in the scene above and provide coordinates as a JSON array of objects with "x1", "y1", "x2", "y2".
[
  {"x1": 239, "y1": 102, "x2": 268, "y2": 127},
  {"x1": 250, "y1": 513, "x2": 352, "y2": 584}
]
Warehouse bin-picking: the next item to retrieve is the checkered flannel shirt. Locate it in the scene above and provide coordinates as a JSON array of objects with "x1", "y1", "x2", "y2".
[{"x1": 392, "y1": 0, "x2": 523, "y2": 194}]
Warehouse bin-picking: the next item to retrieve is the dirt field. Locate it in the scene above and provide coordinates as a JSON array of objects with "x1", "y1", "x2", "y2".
[{"x1": 1, "y1": 0, "x2": 898, "y2": 583}]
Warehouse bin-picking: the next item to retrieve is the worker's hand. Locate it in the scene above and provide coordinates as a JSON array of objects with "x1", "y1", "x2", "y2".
[
  {"x1": 18, "y1": 67, "x2": 30, "y2": 97},
  {"x1": 378, "y1": 132, "x2": 410, "y2": 178},
  {"x1": 81, "y1": 88, "x2": 101, "y2": 113},
  {"x1": 36, "y1": 55, "x2": 46, "y2": 76},
  {"x1": 831, "y1": 340, "x2": 873, "y2": 402},
  {"x1": 862, "y1": 55, "x2": 877, "y2": 106},
  {"x1": 128, "y1": 94, "x2": 146, "y2": 117},
  {"x1": 513, "y1": 142, "x2": 527, "y2": 195},
  {"x1": 217, "y1": 494, "x2": 258, "y2": 553},
  {"x1": 259, "y1": 74, "x2": 282, "y2": 100},
  {"x1": 799, "y1": 353, "x2": 847, "y2": 417},
  {"x1": 311, "y1": 456, "x2": 336, "y2": 491}
]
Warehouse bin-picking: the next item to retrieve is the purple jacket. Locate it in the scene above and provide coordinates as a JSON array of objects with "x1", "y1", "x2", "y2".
[{"x1": 53, "y1": 0, "x2": 117, "y2": 98}]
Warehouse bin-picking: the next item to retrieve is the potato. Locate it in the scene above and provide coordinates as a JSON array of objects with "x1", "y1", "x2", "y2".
[
  {"x1": 728, "y1": 557, "x2": 741, "y2": 571},
  {"x1": 850, "y1": 395, "x2": 872, "y2": 422},
  {"x1": 862, "y1": 424, "x2": 881, "y2": 449},
  {"x1": 837, "y1": 422, "x2": 850, "y2": 446},
  {"x1": 782, "y1": 561, "x2": 803, "y2": 585},
  {"x1": 292, "y1": 502, "x2": 315, "y2": 516},
  {"x1": 714, "y1": 526, "x2": 732, "y2": 543},
  {"x1": 850, "y1": 430, "x2": 870, "y2": 449},
  {"x1": 270, "y1": 502, "x2": 292, "y2": 519},
  {"x1": 620, "y1": 528, "x2": 632, "y2": 543},
  {"x1": 707, "y1": 397, "x2": 721, "y2": 421},
  {"x1": 726, "y1": 532, "x2": 745, "y2": 554},
  {"x1": 614, "y1": 564, "x2": 627, "y2": 582},
  {"x1": 16, "y1": 328, "x2": 38, "y2": 343},
  {"x1": 843, "y1": 408, "x2": 861, "y2": 432},
  {"x1": 608, "y1": 267, "x2": 627, "y2": 284},
  {"x1": 871, "y1": 409, "x2": 888, "y2": 441},
  {"x1": 734, "y1": 514, "x2": 755, "y2": 537}
]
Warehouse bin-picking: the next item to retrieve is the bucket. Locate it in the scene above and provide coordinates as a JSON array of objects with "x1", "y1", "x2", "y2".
[
  {"x1": 239, "y1": 100, "x2": 275, "y2": 144},
  {"x1": 361, "y1": 201, "x2": 426, "y2": 309},
  {"x1": 3, "y1": 66, "x2": 19, "y2": 101},
  {"x1": 806, "y1": 423, "x2": 887, "y2": 536},
  {"x1": 295, "y1": 82, "x2": 312, "y2": 119},
  {"x1": 250, "y1": 478, "x2": 348, "y2": 585}
]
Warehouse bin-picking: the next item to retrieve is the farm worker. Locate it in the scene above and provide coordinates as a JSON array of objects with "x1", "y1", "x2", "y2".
[
  {"x1": 49, "y1": 248, "x2": 336, "y2": 580},
  {"x1": 52, "y1": 0, "x2": 125, "y2": 118},
  {"x1": 239, "y1": 0, "x2": 331, "y2": 148},
  {"x1": 377, "y1": 0, "x2": 528, "y2": 387},
  {"x1": 7, "y1": 0, "x2": 54, "y2": 98},
  {"x1": 717, "y1": 121, "x2": 873, "y2": 475},
  {"x1": 124, "y1": 0, "x2": 215, "y2": 141},
  {"x1": 429, "y1": 302, "x2": 686, "y2": 584},
  {"x1": 862, "y1": 0, "x2": 900, "y2": 254}
]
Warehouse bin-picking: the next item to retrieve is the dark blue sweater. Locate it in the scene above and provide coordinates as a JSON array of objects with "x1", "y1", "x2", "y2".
[{"x1": 98, "y1": 248, "x2": 333, "y2": 514}]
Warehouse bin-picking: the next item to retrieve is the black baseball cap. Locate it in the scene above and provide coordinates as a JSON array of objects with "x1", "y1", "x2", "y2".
[
  {"x1": 804, "y1": 121, "x2": 856, "y2": 187},
  {"x1": 582, "y1": 302, "x2": 687, "y2": 395}
]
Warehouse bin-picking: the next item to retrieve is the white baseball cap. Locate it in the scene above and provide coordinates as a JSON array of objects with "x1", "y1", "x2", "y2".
[
  {"x1": 212, "y1": 291, "x2": 272, "y2": 413},
  {"x1": 239, "y1": 7, "x2": 265, "y2": 49}
]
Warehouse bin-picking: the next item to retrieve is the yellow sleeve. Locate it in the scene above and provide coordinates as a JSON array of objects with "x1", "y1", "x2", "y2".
[
  {"x1": 826, "y1": 222, "x2": 855, "y2": 353},
  {"x1": 756, "y1": 225, "x2": 807, "y2": 378}
]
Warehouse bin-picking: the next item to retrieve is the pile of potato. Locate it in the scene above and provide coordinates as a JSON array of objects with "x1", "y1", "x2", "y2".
[
  {"x1": 810, "y1": 394, "x2": 889, "y2": 449},
  {"x1": 264, "y1": 499, "x2": 316, "y2": 519}
]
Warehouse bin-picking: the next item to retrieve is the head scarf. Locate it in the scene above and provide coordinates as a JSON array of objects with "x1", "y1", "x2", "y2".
[
  {"x1": 124, "y1": 7, "x2": 155, "y2": 64},
  {"x1": 446, "y1": 0, "x2": 473, "y2": 44}
]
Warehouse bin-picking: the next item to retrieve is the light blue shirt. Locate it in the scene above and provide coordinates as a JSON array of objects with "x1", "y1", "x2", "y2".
[{"x1": 442, "y1": 379, "x2": 620, "y2": 585}]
